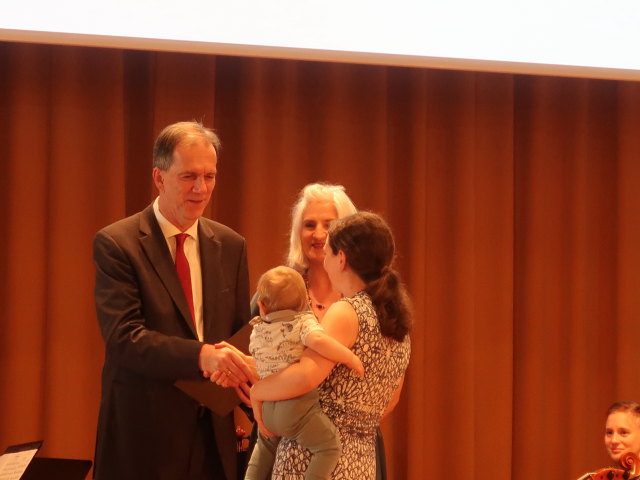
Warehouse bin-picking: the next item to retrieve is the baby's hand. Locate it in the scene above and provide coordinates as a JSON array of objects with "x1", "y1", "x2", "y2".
[{"x1": 348, "y1": 353, "x2": 364, "y2": 378}]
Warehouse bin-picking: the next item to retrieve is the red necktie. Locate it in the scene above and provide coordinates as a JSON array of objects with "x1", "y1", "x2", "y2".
[{"x1": 175, "y1": 233, "x2": 195, "y2": 325}]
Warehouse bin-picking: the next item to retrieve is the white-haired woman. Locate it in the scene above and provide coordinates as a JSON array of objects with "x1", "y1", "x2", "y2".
[{"x1": 286, "y1": 183, "x2": 357, "y2": 319}]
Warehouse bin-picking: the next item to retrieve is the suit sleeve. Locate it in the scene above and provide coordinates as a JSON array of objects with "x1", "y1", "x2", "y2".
[
  {"x1": 93, "y1": 229, "x2": 203, "y2": 381},
  {"x1": 232, "y1": 239, "x2": 251, "y2": 333}
]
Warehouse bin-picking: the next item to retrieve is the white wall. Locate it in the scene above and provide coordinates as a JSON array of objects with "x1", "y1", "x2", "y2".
[{"x1": 2, "y1": 0, "x2": 639, "y2": 80}]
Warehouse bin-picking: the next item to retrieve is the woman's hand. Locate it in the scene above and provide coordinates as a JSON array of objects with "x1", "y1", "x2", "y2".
[
  {"x1": 251, "y1": 395, "x2": 276, "y2": 439},
  {"x1": 234, "y1": 382, "x2": 252, "y2": 407},
  {"x1": 346, "y1": 352, "x2": 364, "y2": 378}
]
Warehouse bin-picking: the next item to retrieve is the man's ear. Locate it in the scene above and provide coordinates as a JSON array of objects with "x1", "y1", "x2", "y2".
[{"x1": 152, "y1": 167, "x2": 164, "y2": 192}]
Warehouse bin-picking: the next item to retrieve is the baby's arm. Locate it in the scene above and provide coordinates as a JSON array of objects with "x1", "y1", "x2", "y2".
[{"x1": 304, "y1": 329, "x2": 364, "y2": 377}]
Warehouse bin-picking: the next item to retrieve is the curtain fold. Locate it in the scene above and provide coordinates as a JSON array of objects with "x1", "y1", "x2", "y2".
[{"x1": 1, "y1": 41, "x2": 639, "y2": 479}]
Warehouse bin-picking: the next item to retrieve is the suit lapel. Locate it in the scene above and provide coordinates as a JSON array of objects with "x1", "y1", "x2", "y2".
[
  {"x1": 138, "y1": 205, "x2": 198, "y2": 339},
  {"x1": 199, "y1": 220, "x2": 226, "y2": 343}
]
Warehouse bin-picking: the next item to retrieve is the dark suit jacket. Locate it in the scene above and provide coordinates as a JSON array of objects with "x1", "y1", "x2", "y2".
[{"x1": 93, "y1": 204, "x2": 250, "y2": 480}]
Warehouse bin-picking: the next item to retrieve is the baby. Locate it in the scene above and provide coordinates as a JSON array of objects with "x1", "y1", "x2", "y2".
[{"x1": 245, "y1": 266, "x2": 363, "y2": 480}]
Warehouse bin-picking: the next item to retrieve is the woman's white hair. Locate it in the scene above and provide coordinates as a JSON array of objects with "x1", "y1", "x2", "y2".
[{"x1": 286, "y1": 183, "x2": 357, "y2": 271}]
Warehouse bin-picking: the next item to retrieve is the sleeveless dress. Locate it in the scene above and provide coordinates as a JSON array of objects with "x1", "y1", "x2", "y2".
[{"x1": 271, "y1": 291, "x2": 411, "y2": 479}]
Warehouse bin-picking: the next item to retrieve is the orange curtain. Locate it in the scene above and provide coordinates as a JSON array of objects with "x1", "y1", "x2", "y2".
[{"x1": 1, "y1": 41, "x2": 639, "y2": 480}]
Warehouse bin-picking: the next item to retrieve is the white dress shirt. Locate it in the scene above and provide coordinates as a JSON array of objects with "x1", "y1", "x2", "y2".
[{"x1": 153, "y1": 197, "x2": 204, "y2": 341}]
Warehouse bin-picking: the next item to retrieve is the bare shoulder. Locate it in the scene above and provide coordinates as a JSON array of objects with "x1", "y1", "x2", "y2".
[
  {"x1": 321, "y1": 299, "x2": 359, "y2": 346},
  {"x1": 322, "y1": 300, "x2": 357, "y2": 324}
]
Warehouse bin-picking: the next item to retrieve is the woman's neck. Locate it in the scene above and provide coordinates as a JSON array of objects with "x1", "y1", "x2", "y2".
[
  {"x1": 306, "y1": 264, "x2": 341, "y2": 315},
  {"x1": 338, "y1": 273, "x2": 366, "y2": 298},
  {"x1": 306, "y1": 264, "x2": 335, "y2": 299}
]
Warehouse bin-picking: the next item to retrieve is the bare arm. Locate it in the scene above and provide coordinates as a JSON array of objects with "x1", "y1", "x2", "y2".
[
  {"x1": 305, "y1": 329, "x2": 363, "y2": 377},
  {"x1": 251, "y1": 301, "x2": 359, "y2": 402}
]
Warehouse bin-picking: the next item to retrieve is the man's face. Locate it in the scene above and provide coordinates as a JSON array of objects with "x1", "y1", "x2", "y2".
[{"x1": 153, "y1": 138, "x2": 217, "y2": 231}]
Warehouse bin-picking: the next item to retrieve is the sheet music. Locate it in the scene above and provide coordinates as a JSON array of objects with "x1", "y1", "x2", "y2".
[{"x1": 0, "y1": 448, "x2": 39, "y2": 480}]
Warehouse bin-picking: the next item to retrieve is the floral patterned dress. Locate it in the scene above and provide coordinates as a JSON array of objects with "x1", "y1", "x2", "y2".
[{"x1": 271, "y1": 291, "x2": 411, "y2": 479}]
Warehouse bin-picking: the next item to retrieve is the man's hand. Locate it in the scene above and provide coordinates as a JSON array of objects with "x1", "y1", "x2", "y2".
[
  {"x1": 199, "y1": 343, "x2": 255, "y2": 387},
  {"x1": 213, "y1": 340, "x2": 245, "y2": 357}
]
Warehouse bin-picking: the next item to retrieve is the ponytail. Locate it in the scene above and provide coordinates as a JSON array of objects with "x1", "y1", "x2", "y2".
[
  {"x1": 327, "y1": 211, "x2": 413, "y2": 342},
  {"x1": 365, "y1": 267, "x2": 412, "y2": 342}
]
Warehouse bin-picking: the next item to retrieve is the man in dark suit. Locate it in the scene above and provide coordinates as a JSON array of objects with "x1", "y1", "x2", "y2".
[{"x1": 93, "y1": 121, "x2": 253, "y2": 480}]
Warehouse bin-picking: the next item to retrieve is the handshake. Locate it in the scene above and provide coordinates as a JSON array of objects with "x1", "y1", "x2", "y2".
[{"x1": 198, "y1": 330, "x2": 258, "y2": 406}]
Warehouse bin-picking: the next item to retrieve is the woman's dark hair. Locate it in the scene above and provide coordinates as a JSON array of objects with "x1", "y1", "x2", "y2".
[
  {"x1": 607, "y1": 401, "x2": 640, "y2": 417},
  {"x1": 327, "y1": 212, "x2": 412, "y2": 341}
]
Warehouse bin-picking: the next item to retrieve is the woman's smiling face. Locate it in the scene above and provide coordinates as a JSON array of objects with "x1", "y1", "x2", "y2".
[
  {"x1": 605, "y1": 410, "x2": 640, "y2": 463},
  {"x1": 300, "y1": 201, "x2": 338, "y2": 266}
]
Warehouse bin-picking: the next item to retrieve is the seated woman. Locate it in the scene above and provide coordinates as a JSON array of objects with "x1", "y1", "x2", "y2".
[
  {"x1": 251, "y1": 211, "x2": 412, "y2": 479},
  {"x1": 578, "y1": 401, "x2": 640, "y2": 479}
]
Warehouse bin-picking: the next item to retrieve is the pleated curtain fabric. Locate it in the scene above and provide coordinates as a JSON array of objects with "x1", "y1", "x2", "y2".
[{"x1": 3, "y1": 42, "x2": 640, "y2": 480}]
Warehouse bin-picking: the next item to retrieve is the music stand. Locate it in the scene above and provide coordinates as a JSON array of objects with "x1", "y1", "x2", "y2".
[
  {"x1": 0, "y1": 441, "x2": 92, "y2": 480},
  {"x1": 22, "y1": 457, "x2": 92, "y2": 480}
]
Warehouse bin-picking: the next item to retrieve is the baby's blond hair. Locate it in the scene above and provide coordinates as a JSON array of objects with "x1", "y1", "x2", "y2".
[{"x1": 256, "y1": 266, "x2": 308, "y2": 313}]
